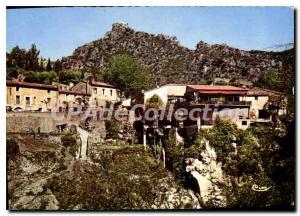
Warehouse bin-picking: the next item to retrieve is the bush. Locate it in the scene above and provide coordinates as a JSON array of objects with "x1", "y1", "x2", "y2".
[
  {"x1": 145, "y1": 94, "x2": 163, "y2": 109},
  {"x1": 7, "y1": 139, "x2": 20, "y2": 160},
  {"x1": 105, "y1": 120, "x2": 120, "y2": 139},
  {"x1": 61, "y1": 134, "x2": 78, "y2": 157}
]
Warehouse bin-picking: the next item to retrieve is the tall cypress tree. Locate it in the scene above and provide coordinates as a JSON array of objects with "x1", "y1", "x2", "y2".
[{"x1": 46, "y1": 58, "x2": 52, "y2": 71}]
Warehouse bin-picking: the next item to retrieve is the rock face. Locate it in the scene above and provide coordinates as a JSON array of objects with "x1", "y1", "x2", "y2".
[
  {"x1": 186, "y1": 140, "x2": 225, "y2": 207},
  {"x1": 61, "y1": 22, "x2": 294, "y2": 87},
  {"x1": 7, "y1": 135, "x2": 70, "y2": 210}
]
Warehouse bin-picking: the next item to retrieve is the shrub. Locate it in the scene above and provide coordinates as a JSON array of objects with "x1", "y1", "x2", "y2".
[
  {"x1": 145, "y1": 94, "x2": 163, "y2": 109},
  {"x1": 7, "y1": 139, "x2": 20, "y2": 160},
  {"x1": 105, "y1": 120, "x2": 120, "y2": 139},
  {"x1": 61, "y1": 134, "x2": 78, "y2": 157}
]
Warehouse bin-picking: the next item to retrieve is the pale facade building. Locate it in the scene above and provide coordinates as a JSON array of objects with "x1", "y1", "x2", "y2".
[
  {"x1": 57, "y1": 89, "x2": 91, "y2": 107},
  {"x1": 71, "y1": 79, "x2": 119, "y2": 107},
  {"x1": 6, "y1": 80, "x2": 58, "y2": 112},
  {"x1": 143, "y1": 84, "x2": 186, "y2": 104}
]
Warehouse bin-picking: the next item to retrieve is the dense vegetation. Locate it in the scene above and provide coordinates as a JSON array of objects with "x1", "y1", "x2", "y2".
[
  {"x1": 6, "y1": 44, "x2": 82, "y2": 85},
  {"x1": 164, "y1": 116, "x2": 295, "y2": 209},
  {"x1": 45, "y1": 146, "x2": 171, "y2": 210}
]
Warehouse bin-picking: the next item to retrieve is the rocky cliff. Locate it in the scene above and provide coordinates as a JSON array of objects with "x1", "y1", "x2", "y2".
[{"x1": 61, "y1": 23, "x2": 294, "y2": 88}]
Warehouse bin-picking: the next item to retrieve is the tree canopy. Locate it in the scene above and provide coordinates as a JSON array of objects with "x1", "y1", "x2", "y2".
[
  {"x1": 58, "y1": 71, "x2": 81, "y2": 85},
  {"x1": 103, "y1": 54, "x2": 153, "y2": 97},
  {"x1": 145, "y1": 94, "x2": 163, "y2": 109},
  {"x1": 24, "y1": 71, "x2": 58, "y2": 84}
]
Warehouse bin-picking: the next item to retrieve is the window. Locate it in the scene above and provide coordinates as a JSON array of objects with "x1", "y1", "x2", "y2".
[
  {"x1": 242, "y1": 121, "x2": 247, "y2": 126},
  {"x1": 16, "y1": 87, "x2": 20, "y2": 91},
  {"x1": 110, "y1": 89, "x2": 113, "y2": 96},
  {"x1": 227, "y1": 96, "x2": 233, "y2": 103},
  {"x1": 16, "y1": 95, "x2": 20, "y2": 104},
  {"x1": 25, "y1": 97, "x2": 30, "y2": 105},
  {"x1": 48, "y1": 90, "x2": 51, "y2": 93},
  {"x1": 33, "y1": 96, "x2": 36, "y2": 105},
  {"x1": 258, "y1": 110, "x2": 270, "y2": 119},
  {"x1": 255, "y1": 96, "x2": 258, "y2": 100},
  {"x1": 93, "y1": 88, "x2": 97, "y2": 94},
  {"x1": 102, "y1": 89, "x2": 105, "y2": 95}
]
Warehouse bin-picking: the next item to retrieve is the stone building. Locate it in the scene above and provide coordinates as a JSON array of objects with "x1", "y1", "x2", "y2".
[
  {"x1": 243, "y1": 87, "x2": 287, "y2": 123},
  {"x1": 57, "y1": 89, "x2": 91, "y2": 110},
  {"x1": 71, "y1": 79, "x2": 119, "y2": 107},
  {"x1": 6, "y1": 80, "x2": 58, "y2": 112}
]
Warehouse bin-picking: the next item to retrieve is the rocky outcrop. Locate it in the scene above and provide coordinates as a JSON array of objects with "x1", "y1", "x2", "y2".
[
  {"x1": 185, "y1": 140, "x2": 226, "y2": 207},
  {"x1": 61, "y1": 22, "x2": 294, "y2": 87},
  {"x1": 7, "y1": 135, "x2": 71, "y2": 210}
]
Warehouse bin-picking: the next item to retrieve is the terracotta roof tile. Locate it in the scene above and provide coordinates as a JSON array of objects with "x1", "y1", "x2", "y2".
[
  {"x1": 7, "y1": 80, "x2": 58, "y2": 90},
  {"x1": 91, "y1": 81, "x2": 115, "y2": 88},
  {"x1": 247, "y1": 87, "x2": 284, "y2": 96},
  {"x1": 188, "y1": 84, "x2": 248, "y2": 91}
]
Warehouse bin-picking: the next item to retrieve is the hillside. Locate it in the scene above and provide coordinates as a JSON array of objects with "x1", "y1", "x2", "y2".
[{"x1": 61, "y1": 23, "x2": 294, "y2": 91}]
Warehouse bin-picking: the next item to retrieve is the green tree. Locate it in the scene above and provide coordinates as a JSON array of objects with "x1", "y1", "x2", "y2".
[
  {"x1": 255, "y1": 70, "x2": 281, "y2": 90},
  {"x1": 53, "y1": 59, "x2": 62, "y2": 72},
  {"x1": 24, "y1": 71, "x2": 58, "y2": 84},
  {"x1": 103, "y1": 54, "x2": 152, "y2": 97},
  {"x1": 39, "y1": 57, "x2": 45, "y2": 71},
  {"x1": 58, "y1": 71, "x2": 81, "y2": 84},
  {"x1": 7, "y1": 46, "x2": 27, "y2": 69},
  {"x1": 145, "y1": 94, "x2": 163, "y2": 109},
  {"x1": 46, "y1": 58, "x2": 52, "y2": 71},
  {"x1": 25, "y1": 44, "x2": 40, "y2": 71}
]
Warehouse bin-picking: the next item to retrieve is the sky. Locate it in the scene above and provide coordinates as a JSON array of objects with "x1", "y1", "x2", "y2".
[{"x1": 6, "y1": 7, "x2": 294, "y2": 60}]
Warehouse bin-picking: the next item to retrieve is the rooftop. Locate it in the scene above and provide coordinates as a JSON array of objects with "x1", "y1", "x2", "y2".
[
  {"x1": 7, "y1": 80, "x2": 58, "y2": 90},
  {"x1": 247, "y1": 87, "x2": 285, "y2": 96},
  {"x1": 81, "y1": 80, "x2": 115, "y2": 88},
  {"x1": 187, "y1": 84, "x2": 248, "y2": 95}
]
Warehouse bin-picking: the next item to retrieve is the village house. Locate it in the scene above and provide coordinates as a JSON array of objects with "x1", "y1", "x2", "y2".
[
  {"x1": 6, "y1": 80, "x2": 59, "y2": 112},
  {"x1": 183, "y1": 84, "x2": 251, "y2": 129},
  {"x1": 57, "y1": 89, "x2": 91, "y2": 109},
  {"x1": 6, "y1": 80, "x2": 92, "y2": 112},
  {"x1": 124, "y1": 83, "x2": 288, "y2": 132},
  {"x1": 71, "y1": 79, "x2": 119, "y2": 107},
  {"x1": 122, "y1": 84, "x2": 187, "y2": 107},
  {"x1": 243, "y1": 87, "x2": 287, "y2": 123}
]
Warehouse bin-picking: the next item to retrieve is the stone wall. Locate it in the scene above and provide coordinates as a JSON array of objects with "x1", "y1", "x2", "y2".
[{"x1": 6, "y1": 112, "x2": 65, "y2": 134}]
